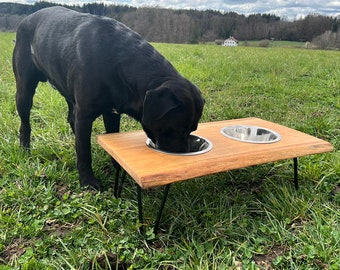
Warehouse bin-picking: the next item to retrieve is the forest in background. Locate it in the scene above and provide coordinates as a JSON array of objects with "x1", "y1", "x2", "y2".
[{"x1": 0, "y1": 1, "x2": 339, "y2": 45}]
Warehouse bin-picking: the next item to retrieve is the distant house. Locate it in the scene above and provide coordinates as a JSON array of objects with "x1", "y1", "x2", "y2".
[{"x1": 222, "y1": 36, "x2": 238, "y2": 47}]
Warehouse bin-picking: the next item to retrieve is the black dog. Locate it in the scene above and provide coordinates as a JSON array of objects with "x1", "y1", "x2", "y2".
[{"x1": 13, "y1": 7, "x2": 205, "y2": 190}]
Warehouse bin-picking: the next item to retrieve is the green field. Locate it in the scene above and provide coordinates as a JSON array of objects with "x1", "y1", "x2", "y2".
[
  {"x1": 238, "y1": 40, "x2": 305, "y2": 48},
  {"x1": 0, "y1": 32, "x2": 339, "y2": 269}
]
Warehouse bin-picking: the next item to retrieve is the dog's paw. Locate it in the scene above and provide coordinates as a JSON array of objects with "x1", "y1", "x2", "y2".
[{"x1": 80, "y1": 177, "x2": 103, "y2": 191}]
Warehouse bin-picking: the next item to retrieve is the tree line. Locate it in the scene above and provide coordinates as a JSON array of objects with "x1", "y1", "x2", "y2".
[{"x1": 0, "y1": 1, "x2": 339, "y2": 44}]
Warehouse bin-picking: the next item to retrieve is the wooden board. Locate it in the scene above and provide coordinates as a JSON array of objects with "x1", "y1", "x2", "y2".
[{"x1": 97, "y1": 117, "x2": 333, "y2": 189}]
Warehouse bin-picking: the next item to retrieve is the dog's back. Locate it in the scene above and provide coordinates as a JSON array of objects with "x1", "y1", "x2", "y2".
[{"x1": 14, "y1": 6, "x2": 178, "y2": 101}]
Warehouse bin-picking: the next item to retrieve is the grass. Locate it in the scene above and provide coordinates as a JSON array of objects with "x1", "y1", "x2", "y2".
[
  {"x1": 0, "y1": 31, "x2": 339, "y2": 269},
  {"x1": 240, "y1": 40, "x2": 305, "y2": 48}
]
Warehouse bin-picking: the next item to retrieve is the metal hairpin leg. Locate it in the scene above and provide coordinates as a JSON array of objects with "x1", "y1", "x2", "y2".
[
  {"x1": 136, "y1": 184, "x2": 171, "y2": 234},
  {"x1": 114, "y1": 165, "x2": 127, "y2": 198},
  {"x1": 137, "y1": 185, "x2": 144, "y2": 234},
  {"x1": 154, "y1": 184, "x2": 171, "y2": 234},
  {"x1": 293, "y1": 157, "x2": 299, "y2": 190}
]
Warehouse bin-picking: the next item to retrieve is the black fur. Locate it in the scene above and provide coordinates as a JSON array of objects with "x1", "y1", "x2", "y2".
[{"x1": 13, "y1": 7, "x2": 205, "y2": 190}]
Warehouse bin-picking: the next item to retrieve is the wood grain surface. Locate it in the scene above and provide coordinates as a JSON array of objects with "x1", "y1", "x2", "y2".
[{"x1": 97, "y1": 118, "x2": 333, "y2": 189}]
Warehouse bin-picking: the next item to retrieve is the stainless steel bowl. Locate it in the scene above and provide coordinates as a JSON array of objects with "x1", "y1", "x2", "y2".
[
  {"x1": 146, "y1": 135, "x2": 213, "y2": 156},
  {"x1": 221, "y1": 125, "x2": 281, "y2": 144}
]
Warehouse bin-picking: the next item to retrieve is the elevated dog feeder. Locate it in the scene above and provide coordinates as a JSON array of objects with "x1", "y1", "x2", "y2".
[{"x1": 97, "y1": 117, "x2": 333, "y2": 234}]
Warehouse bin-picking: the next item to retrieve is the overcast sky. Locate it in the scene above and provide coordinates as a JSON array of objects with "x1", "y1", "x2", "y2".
[{"x1": 2, "y1": 0, "x2": 340, "y2": 20}]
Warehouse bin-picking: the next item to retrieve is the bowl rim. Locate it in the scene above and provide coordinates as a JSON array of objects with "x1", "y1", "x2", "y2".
[
  {"x1": 220, "y1": 125, "x2": 282, "y2": 144},
  {"x1": 146, "y1": 134, "x2": 213, "y2": 156}
]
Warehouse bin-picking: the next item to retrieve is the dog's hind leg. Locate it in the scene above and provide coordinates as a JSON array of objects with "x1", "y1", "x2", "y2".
[
  {"x1": 13, "y1": 40, "x2": 44, "y2": 149},
  {"x1": 66, "y1": 101, "x2": 75, "y2": 133},
  {"x1": 15, "y1": 81, "x2": 37, "y2": 149}
]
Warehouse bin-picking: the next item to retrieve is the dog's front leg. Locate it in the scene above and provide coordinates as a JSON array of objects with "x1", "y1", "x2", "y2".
[
  {"x1": 103, "y1": 112, "x2": 121, "y2": 169},
  {"x1": 74, "y1": 114, "x2": 102, "y2": 190},
  {"x1": 103, "y1": 112, "x2": 121, "y2": 133}
]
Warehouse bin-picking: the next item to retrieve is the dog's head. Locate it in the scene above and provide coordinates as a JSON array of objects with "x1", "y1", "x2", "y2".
[{"x1": 141, "y1": 79, "x2": 205, "y2": 153}]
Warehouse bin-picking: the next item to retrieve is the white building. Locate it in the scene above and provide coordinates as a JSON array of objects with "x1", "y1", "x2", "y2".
[{"x1": 222, "y1": 36, "x2": 238, "y2": 47}]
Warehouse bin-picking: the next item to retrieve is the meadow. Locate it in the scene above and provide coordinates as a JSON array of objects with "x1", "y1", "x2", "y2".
[{"x1": 0, "y1": 32, "x2": 339, "y2": 269}]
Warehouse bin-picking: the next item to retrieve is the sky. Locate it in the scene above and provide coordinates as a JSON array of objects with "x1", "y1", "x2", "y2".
[{"x1": 2, "y1": 0, "x2": 340, "y2": 20}]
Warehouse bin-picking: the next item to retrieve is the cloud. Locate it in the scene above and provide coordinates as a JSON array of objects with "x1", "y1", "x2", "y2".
[
  {"x1": 122, "y1": 0, "x2": 340, "y2": 19},
  {"x1": 1, "y1": 0, "x2": 339, "y2": 20}
]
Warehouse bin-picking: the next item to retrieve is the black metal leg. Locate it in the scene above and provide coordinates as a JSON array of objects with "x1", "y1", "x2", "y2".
[
  {"x1": 114, "y1": 166, "x2": 121, "y2": 198},
  {"x1": 294, "y1": 157, "x2": 299, "y2": 190},
  {"x1": 136, "y1": 184, "x2": 171, "y2": 235},
  {"x1": 137, "y1": 185, "x2": 144, "y2": 234},
  {"x1": 117, "y1": 171, "x2": 127, "y2": 197},
  {"x1": 114, "y1": 166, "x2": 127, "y2": 198},
  {"x1": 154, "y1": 184, "x2": 171, "y2": 234}
]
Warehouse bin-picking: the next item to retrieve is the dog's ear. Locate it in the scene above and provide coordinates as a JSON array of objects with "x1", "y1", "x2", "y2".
[
  {"x1": 191, "y1": 85, "x2": 205, "y2": 131},
  {"x1": 142, "y1": 87, "x2": 179, "y2": 126}
]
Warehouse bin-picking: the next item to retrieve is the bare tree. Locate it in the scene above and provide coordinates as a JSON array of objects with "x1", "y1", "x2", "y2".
[
  {"x1": 0, "y1": 14, "x2": 24, "y2": 31},
  {"x1": 1, "y1": 2, "x2": 339, "y2": 45},
  {"x1": 312, "y1": 30, "x2": 340, "y2": 49}
]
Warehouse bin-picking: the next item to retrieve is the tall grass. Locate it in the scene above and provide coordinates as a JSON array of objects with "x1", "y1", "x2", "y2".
[{"x1": 0, "y1": 32, "x2": 339, "y2": 269}]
